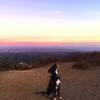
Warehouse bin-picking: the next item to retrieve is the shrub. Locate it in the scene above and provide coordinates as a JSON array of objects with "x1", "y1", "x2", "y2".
[
  {"x1": 15, "y1": 62, "x2": 30, "y2": 70},
  {"x1": 72, "y1": 60, "x2": 91, "y2": 70}
]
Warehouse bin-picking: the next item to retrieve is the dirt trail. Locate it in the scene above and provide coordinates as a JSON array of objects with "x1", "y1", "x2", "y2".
[{"x1": 0, "y1": 63, "x2": 100, "y2": 100}]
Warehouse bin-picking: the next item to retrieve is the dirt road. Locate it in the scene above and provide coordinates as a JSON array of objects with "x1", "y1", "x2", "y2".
[{"x1": 0, "y1": 63, "x2": 100, "y2": 100}]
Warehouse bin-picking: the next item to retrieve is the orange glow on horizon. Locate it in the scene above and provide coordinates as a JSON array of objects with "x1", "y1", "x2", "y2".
[
  {"x1": 0, "y1": 35, "x2": 100, "y2": 46},
  {"x1": 0, "y1": 41, "x2": 100, "y2": 46}
]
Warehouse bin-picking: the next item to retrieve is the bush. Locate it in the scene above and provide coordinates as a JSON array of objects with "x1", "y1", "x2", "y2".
[
  {"x1": 72, "y1": 60, "x2": 91, "y2": 70},
  {"x1": 15, "y1": 62, "x2": 31, "y2": 70},
  {"x1": 0, "y1": 58, "x2": 16, "y2": 70}
]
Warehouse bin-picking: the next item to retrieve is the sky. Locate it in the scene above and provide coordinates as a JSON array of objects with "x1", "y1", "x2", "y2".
[{"x1": 0, "y1": 0, "x2": 100, "y2": 46}]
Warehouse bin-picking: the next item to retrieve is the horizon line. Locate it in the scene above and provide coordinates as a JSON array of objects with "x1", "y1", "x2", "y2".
[{"x1": 0, "y1": 41, "x2": 100, "y2": 46}]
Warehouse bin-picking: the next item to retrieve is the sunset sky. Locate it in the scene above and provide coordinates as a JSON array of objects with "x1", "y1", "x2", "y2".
[{"x1": 0, "y1": 0, "x2": 100, "y2": 45}]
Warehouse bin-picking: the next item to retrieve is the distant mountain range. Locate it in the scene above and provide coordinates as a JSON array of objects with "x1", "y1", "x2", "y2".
[
  {"x1": 0, "y1": 46, "x2": 73, "y2": 53},
  {"x1": 0, "y1": 44, "x2": 100, "y2": 53}
]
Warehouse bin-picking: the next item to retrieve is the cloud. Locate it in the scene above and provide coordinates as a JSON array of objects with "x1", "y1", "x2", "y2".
[
  {"x1": 87, "y1": 11, "x2": 100, "y2": 16},
  {"x1": 32, "y1": 17, "x2": 41, "y2": 21},
  {"x1": 52, "y1": 10, "x2": 62, "y2": 14}
]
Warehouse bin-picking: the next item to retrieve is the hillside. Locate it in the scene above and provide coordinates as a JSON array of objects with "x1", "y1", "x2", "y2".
[
  {"x1": 0, "y1": 63, "x2": 100, "y2": 100},
  {"x1": 0, "y1": 51, "x2": 100, "y2": 71}
]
